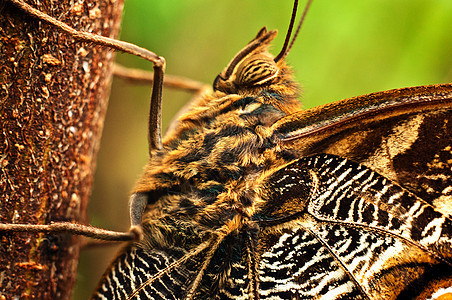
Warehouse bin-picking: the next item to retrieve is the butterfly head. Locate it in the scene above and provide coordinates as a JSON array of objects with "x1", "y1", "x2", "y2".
[
  {"x1": 213, "y1": 0, "x2": 311, "y2": 97},
  {"x1": 213, "y1": 27, "x2": 292, "y2": 95}
]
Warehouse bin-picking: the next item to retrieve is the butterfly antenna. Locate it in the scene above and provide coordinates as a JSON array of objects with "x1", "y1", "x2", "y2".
[
  {"x1": 287, "y1": 0, "x2": 313, "y2": 55},
  {"x1": 274, "y1": 0, "x2": 298, "y2": 62},
  {"x1": 275, "y1": 0, "x2": 313, "y2": 62}
]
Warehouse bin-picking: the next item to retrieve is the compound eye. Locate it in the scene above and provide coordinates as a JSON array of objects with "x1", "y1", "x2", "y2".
[{"x1": 236, "y1": 55, "x2": 278, "y2": 87}]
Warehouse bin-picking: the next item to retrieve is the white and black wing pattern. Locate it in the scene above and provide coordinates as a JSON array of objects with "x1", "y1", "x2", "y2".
[
  {"x1": 93, "y1": 229, "x2": 255, "y2": 299},
  {"x1": 93, "y1": 247, "x2": 196, "y2": 300},
  {"x1": 93, "y1": 153, "x2": 451, "y2": 299},
  {"x1": 258, "y1": 154, "x2": 452, "y2": 299}
]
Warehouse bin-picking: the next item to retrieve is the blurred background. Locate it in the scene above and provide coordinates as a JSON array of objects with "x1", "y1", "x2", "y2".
[{"x1": 74, "y1": 0, "x2": 452, "y2": 298}]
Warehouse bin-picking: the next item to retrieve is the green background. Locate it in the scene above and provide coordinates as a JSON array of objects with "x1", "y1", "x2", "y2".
[{"x1": 75, "y1": 0, "x2": 452, "y2": 298}]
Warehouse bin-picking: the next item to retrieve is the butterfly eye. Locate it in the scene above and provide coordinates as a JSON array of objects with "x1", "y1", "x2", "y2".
[{"x1": 236, "y1": 55, "x2": 279, "y2": 87}]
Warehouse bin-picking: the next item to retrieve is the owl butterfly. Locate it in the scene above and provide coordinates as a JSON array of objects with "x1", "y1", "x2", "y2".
[{"x1": 2, "y1": 0, "x2": 452, "y2": 300}]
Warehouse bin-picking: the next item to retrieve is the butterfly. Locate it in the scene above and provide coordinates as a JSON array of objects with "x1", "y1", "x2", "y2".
[
  {"x1": 89, "y1": 1, "x2": 452, "y2": 299},
  {"x1": 2, "y1": 0, "x2": 451, "y2": 299}
]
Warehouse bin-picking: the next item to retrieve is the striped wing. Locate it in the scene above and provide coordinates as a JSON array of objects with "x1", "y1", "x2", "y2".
[
  {"x1": 93, "y1": 154, "x2": 452, "y2": 300},
  {"x1": 93, "y1": 235, "x2": 253, "y2": 299},
  {"x1": 258, "y1": 154, "x2": 452, "y2": 299},
  {"x1": 273, "y1": 84, "x2": 452, "y2": 211},
  {"x1": 93, "y1": 84, "x2": 452, "y2": 299},
  {"x1": 93, "y1": 247, "x2": 195, "y2": 299}
]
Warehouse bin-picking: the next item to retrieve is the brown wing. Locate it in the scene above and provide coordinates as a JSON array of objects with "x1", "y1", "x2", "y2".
[{"x1": 272, "y1": 83, "x2": 452, "y2": 213}]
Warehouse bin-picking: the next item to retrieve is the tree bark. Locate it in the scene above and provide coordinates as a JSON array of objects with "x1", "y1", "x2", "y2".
[{"x1": 0, "y1": 0, "x2": 124, "y2": 298}]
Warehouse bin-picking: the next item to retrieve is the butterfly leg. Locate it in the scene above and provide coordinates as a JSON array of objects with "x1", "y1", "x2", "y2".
[
  {"x1": 113, "y1": 64, "x2": 207, "y2": 94},
  {"x1": 0, "y1": 222, "x2": 140, "y2": 241}
]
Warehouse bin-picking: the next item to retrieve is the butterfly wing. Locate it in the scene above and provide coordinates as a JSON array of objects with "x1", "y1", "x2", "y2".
[
  {"x1": 257, "y1": 154, "x2": 452, "y2": 299},
  {"x1": 93, "y1": 84, "x2": 452, "y2": 300},
  {"x1": 273, "y1": 84, "x2": 452, "y2": 210},
  {"x1": 92, "y1": 247, "x2": 193, "y2": 299},
  {"x1": 260, "y1": 85, "x2": 452, "y2": 299}
]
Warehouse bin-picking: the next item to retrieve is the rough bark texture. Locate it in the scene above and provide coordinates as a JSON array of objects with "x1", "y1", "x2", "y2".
[{"x1": 0, "y1": 0, "x2": 124, "y2": 298}]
